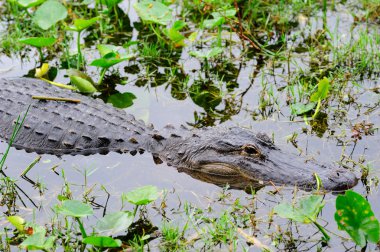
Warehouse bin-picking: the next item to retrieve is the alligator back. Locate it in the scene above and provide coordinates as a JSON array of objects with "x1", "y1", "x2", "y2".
[{"x1": 0, "y1": 78, "x2": 150, "y2": 155}]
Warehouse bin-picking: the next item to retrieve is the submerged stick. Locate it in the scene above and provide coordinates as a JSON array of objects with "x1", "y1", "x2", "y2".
[{"x1": 32, "y1": 96, "x2": 81, "y2": 103}]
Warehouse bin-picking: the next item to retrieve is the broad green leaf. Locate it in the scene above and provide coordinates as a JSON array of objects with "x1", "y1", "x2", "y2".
[
  {"x1": 164, "y1": 29, "x2": 185, "y2": 46},
  {"x1": 19, "y1": 37, "x2": 56, "y2": 48},
  {"x1": 274, "y1": 195, "x2": 324, "y2": 223},
  {"x1": 203, "y1": 17, "x2": 225, "y2": 29},
  {"x1": 189, "y1": 47, "x2": 223, "y2": 59},
  {"x1": 55, "y1": 200, "x2": 94, "y2": 217},
  {"x1": 67, "y1": 17, "x2": 100, "y2": 32},
  {"x1": 107, "y1": 92, "x2": 136, "y2": 108},
  {"x1": 17, "y1": 0, "x2": 45, "y2": 8},
  {"x1": 212, "y1": 9, "x2": 236, "y2": 18},
  {"x1": 33, "y1": 0, "x2": 68, "y2": 30},
  {"x1": 97, "y1": 44, "x2": 120, "y2": 57},
  {"x1": 189, "y1": 82, "x2": 222, "y2": 110},
  {"x1": 95, "y1": 211, "x2": 134, "y2": 235},
  {"x1": 70, "y1": 76, "x2": 97, "y2": 93},
  {"x1": 123, "y1": 185, "x2": 159, "y2": 205},
  {"x1": 7, "y1": 216, "x2": 25, "y2": 232},
  {"x1": 67, "y1": 69, "x2": 95, "y2": 84},
  {"x1": 172, "y1": 20, "x2": 187, "y2": 31},
  {"x1": 83, "y1": 236, "x2": 122, "y2": 248},
  {"x1": 20, "y1": 232, "x2": 45, "y2": 250},
  {"x1": 90, "y1": 52, "x2": 133, "y2": 69},
  {"x1": 133, "y1": 0, "x2": 171, "y2": 25},
  {"x1": 310, "y1": 77, "x2": 330, "y2": 102},
  {"x1": 291, "y1": 102, "x2": 316, "y2": 115},
  {"x1": 19, "y1": 229, "x2": 56, "y2": 251},
  {"x1": 335, "y1": 190, "x2": 380, "y2": 247}
]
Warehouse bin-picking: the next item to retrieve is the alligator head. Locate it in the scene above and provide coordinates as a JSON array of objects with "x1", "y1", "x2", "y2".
[{"x1": 160, "y1": 126, "x2": 358, "y2": 191}]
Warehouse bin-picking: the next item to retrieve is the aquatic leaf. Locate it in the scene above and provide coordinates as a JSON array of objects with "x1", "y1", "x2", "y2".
[
  {"x1": 7, "y1": 216, "x2": 25, "y2": 232},
  {"x1": 164, "y1": 29, "x2": 185, "y2": 47},
  {"x1": 291, "y1": 102, "x2": 316, "y2": 115},
  {"x1": 335, "y1": 190, "x2": 380, "y2": 247},
  {"x1": 212, "y1": 9, "x2": 236, "y2": 18},
  {"x1": 17, "y1": 0, "x2": 45, "y2": 8},
  {"x1": 33, "y1": 0, "x2": 68, "y2": 30},
  {"x1": 123, "y1": 185, "x2": 159, "y2": 205},
  {"x1": 83, "y1": 236, "x2": 122, "y2": 248},
  {"x1": 70, "y1": 76, "x2": 97, "y2": 93},
  {"x1": 189, "y1": 47, "x2": 223, "y2": 59},
  {"x1": 107, "y1": 92, "x2": 136, "y2": 108},
  {"x1": 172, "y1": 20, "x2": 187, "y2": 31},
  {"x1": 67, "y1": 17, "x2": 100, "y2": 32},
  {"x1": 97, "y1": 44, "x2": 120, "y2": 57},
  {"x1": 55, "y1": 200, "x2": 94, "y2": 218},
  {"x1": 274, "y1": 195, "x2": 324, "y2": 223},
  {"x1": 203, "y1": 17, "x2": 225, "y2": 29},
  {"x1": 19, "y1": 37, "x2": 56, "y2": 48},
  {"x1": 189, "y1": 82, "x2": 222, "y2": 110},
  {"x1": 310, "y1": 77, "x2": 330, "y2": 102},
  {"x1": 19, "y1": 229, "x2": 56, "y2": 250},
  {"x1": 91, "y1": 50, "x2": 134, "y2": 69},
  {"x1": 95, "y1": 211, "x2": 134, "y2": 235},
  {"x1": 133, "y1": 0, "x2": 171, "y2": 25},
  {"x1": 67, "y1": 69, "x2": 95, "y2": 84},
  {"x1": 203, "y1": 9, "x2": 236, "y2": 28}
]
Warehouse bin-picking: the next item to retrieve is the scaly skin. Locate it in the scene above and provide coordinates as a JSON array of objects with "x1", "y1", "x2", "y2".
[{"x1": 0, "y1": 78, "x2": 358, "y2": 191}]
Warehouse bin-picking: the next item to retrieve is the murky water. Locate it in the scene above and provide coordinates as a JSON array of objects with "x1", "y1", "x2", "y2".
[{"x1": 1, "y1": 1, "x2": 380, "y2": 250}]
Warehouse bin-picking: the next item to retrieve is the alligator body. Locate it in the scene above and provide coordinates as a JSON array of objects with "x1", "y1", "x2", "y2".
[{"x1": 0, "y1": 78, "x2": 358, "y2": 191}]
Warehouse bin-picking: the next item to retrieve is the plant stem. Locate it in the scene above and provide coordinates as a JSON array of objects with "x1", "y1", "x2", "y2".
[
  {"x1": 76, "y1": 217, "x2": 87, "y2": 238},
  {"x1": 77, "y1": 31, "x2": 82, "y2": 69},
  {"x1": 313, "y1": 221, "x2": 330, "y2": 241},
  {"x1": 133, "y1": 205, "x2": 139, "y2": 217},
  {"x1": 98, "y1": 68, "x2": 108, "y2": 85},
  {"x1": 37, "y1": 47, "x2": 44, "y2": 63}
]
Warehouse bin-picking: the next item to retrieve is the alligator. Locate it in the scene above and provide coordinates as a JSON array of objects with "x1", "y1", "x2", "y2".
[{"x1": 0, "y1": 78, "x2": 358, "y2": 191}]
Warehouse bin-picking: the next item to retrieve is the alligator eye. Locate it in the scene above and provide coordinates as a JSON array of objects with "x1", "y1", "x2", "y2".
[{"x1": 242, "y1": 144, "x2": 259, "y2": 155}]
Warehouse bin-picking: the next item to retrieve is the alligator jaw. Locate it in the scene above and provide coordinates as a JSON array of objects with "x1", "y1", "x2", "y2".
[
  {"x1": 189, "y1": 150, "x2": 359, "y2": 191},
  {"x1": 167, "y1": 126, "x2": 359, "y2": 192}
]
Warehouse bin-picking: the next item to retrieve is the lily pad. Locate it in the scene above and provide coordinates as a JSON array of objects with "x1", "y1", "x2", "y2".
[
  {"x1": 67, "y1": 17, "x2": 100, "y2": 32},
  {"x1": 189, "y1": 47, "x2": 223, "y2": 59},
  {"x1": 55, "y1": 200, "x2": 94, "y2": 218},
  {"x1": 83, "y1": 236, "x2": 122, "y2": 248},
  {"x1": 133, "y1": 0, "x2": 171, "y2": 25},
  {"x1": 335, "y1": 190, "x2": 380, "y2": 247},
  {"x1": 274, "y1": 195, "x2": 324, "y2": 223},
  {"x1": 107, "y1": 92, "x2": 136, "y2": 108},
  {"x1": 95, "y1": 211, "x2": 134, "y2": 235},
  {"x1": 20, "y1": 229, "x2": 56, "y2": 250},
  {"x1": 33, "y1": 0, "x2": 67, "y2": 30},
  {"x1": 123, "y1": 185, "x2": 159, "y2": 205},
  {"x1": 291, "y1": 102, "x2": 316, "y2": 115}
]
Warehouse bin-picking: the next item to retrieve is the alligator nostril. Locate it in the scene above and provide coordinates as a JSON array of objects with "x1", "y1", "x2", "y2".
[{"x1": 336, "y1": 172, "x2": 340, "y2": 176}]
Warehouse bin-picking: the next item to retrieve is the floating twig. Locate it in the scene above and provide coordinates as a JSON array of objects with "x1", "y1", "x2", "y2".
[{"x1": 32, "y1": 96, "x2": 81, "y2": 103}]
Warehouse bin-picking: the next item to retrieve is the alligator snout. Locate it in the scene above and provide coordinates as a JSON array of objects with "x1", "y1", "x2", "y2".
[{"x1": 323, "y1": 168, "x2": 359, "y2": 191}]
